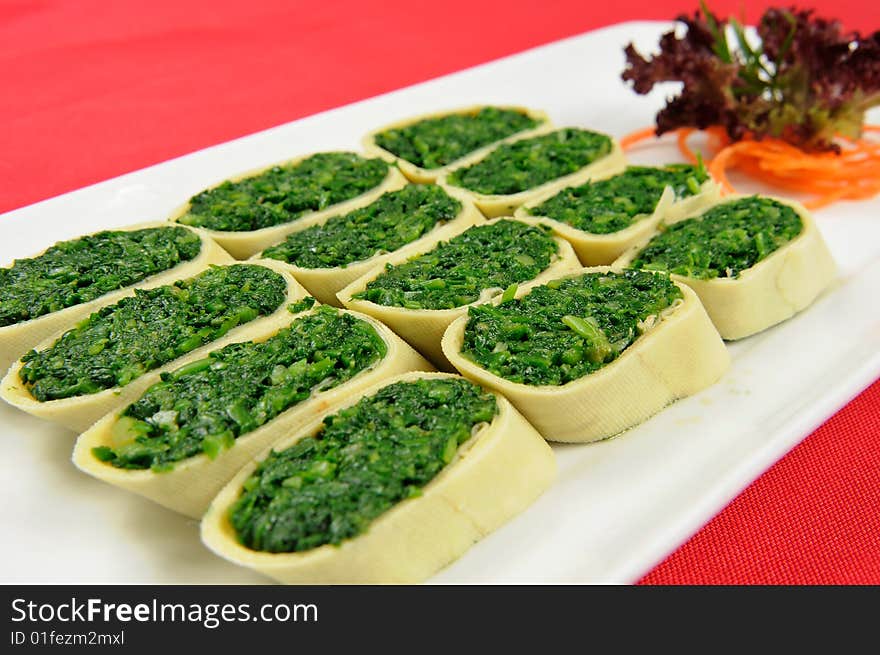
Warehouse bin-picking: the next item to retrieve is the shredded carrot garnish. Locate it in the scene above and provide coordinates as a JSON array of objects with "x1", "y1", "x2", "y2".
[
  {"x1": 619, "y1": 125, "x2": 880, "y2": 209},
  {"x1": 619, "y1": 127, "x2": 658, "y2": 149}
]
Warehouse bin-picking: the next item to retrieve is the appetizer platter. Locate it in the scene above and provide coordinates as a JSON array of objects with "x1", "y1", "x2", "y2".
[{"x1": 1, "y1": 18, "x2": 878, "y2": 584}]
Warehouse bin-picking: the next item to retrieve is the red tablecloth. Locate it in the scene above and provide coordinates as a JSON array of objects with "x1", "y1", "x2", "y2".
[{"x1": 2, "y1": 0, "x2": 878, "y2": 584}]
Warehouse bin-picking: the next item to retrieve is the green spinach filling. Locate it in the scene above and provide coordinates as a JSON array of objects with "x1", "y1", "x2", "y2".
[
  {"x1": 92, "y1": 307, "x2": 387, "y2": 471},
  {"x1": 178, "y1": 152, "x2": 389, "y2": 232},
  {"x1": 0, "y1": 227, "x2": 201, "y2": 328},
  {"x1": 229, "y1": 377, "x2": 497, "y2": 553},
  {"x1": 288, "y1": 296, "x2": 317, "y2": 314},
  {"x1": 527, "y1": 164, "x2": 709, "y2": 234},
  {"x1": 353, "y1": 220, "x2": 559, "y2": 310},
  {"x1": 446, "y1": 128, "x2": 613, "y2": 196},
  {"x1": 461, "y1": 270, "x2": 683, "y2": 386},
  {"x1": 19, "y1": 265, "x2": 286, "y2": 402},
  {"x1": 261, "y1": 185, "x2": 461, "y2": 269},
  {"x1": 373, "y1": 107, "x2": 540, "y2": 170},
  {"x1": 630, "y1": 196, "x2": 803, "y2": 279}
]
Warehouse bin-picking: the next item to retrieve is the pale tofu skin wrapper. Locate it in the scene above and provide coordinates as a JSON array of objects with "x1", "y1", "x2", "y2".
[
  {"x1": 72, "y1": 310, "x2": 432, "y2": 518},
  {"x1": 168, "y1": 154, "x2": 408, "y2": 260},
  {"x1": 441, "y1": 267, "x2": 731, "y2": 443},
  {"x1": 514, "y1": 177, "x2": 722, "y2": 266},
  {"x1": 337, "y1": 217, "x2": 582, "y2": 370},
  {"x1": 0, "y1": 260, "x2": 309, "y2": 433},
  {"x1": 0, "y1": 222, "x2": 232, "y2": 374},
  {"x1": 613, "y1": 195, "x2": 837, "y2": 340},
  {"x1": 438, "y1": 127, "x2": 627, "y2": 218},
  {"x1": 362, "y1": 105, "x2": 552, "y2": 184},
  {"x1": 254, "y1": 194, "x2": 485, "y2": 307},
  {"x1": 201, "y1": 371, "x2": 556, "y2": 584}
]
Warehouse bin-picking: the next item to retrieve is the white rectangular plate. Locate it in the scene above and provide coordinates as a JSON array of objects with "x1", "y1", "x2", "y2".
[{"x1": 1, "y1": 21, "x2": 878, "y2": 584}]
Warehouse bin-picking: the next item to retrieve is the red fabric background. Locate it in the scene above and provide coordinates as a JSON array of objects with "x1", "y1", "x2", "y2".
[{"x1": 2, "y1": 0, "x2": 878, "y2": 583}]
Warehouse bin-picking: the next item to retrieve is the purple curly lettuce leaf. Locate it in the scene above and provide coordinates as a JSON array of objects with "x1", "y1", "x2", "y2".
[
  {"x1": 758, "y1": 8, "x2": 880, "y2": 148},
  {"x1": 623, "y1": 15, "x2": 739, "y2": 134},
  {"x1": 622, "y1": 5, "x2": 880, "y2": 152}
]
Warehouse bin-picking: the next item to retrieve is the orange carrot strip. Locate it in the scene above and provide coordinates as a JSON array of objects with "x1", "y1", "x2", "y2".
[
  {"x1": 707, "y1": 142, "x2": 750, "y2": 194},
  {"x1": 619, "y1": 125, "x2": 880, "y2": 208},
  {"x1": 620, "y1": 127, "x2": 658, "y2": 149}
]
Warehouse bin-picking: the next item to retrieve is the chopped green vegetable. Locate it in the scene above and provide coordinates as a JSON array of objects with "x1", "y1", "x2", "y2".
[
  {"x1": 229, "y1": 377, "x2": 497, "y2": 553},
  {"x1": 92, "y1": 306, "x2": 387, "y2": 471},
  {"x1": 630, "y1": 196, "x2": 803, "y2": 279},
  {"x1": 288, "y1": 297, "x2": 317, "y2": 314},
  {"x1": 178, "y1": 153, "x2": 389, "y2": 232},
  {"x1": 446, "y1": 128, "x2": 613, "y2": 196},
  {"x1": 261, "y1": 185, "x2": 461, "y2": 269},
  {"x1": 528, "y1": 164, "x2": 709, "y2": 234},
  {"x1": 353, "y1": 220, "x2": 558, "y2": 310},
  {"x1": 500, "y1": 284, "x2": 518, "y2": 304},
  {"x1": 461, "y1": 270, "x2": 683, "y2": 385},
  {"x1": 373, "y1": 107, "x2": 541, "y2": 170},
  {"x1": 560, "y1": 315, "x2": 613, "y2": 363},
  {"x1": 19, "y1": 265, "x2": 286, "y2": 401},
  {"x1": 0, "y1": 227, "x2": 201, "y2": 328}
]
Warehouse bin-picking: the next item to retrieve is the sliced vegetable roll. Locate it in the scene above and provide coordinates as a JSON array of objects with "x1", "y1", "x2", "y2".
[
  {"x1": 0, "y1": 222, "x2": 231, "y2": 373},
  {"x1": 338, "y1": 218, "x2": 580, "y2": 368},
  {"x1": 363, "y1": 105, "x2": 550, "y2": 183},
  {"x1": 1, "y1": 261, "x2": 307, "y2": 432},
  {"x1": 515, "y1": 163, "x2": 720, "y2": 265},
  {"x1": 442, "y1": 268, "x2": 729, "y2": 443},
  {"x1": 171, "y1": 152, "x2": 406, "y2": 259},
  {"x1": 201, "y1": 372, "x2": 555, "y2": 583},
  {"x1": 438, "y1": 127, "x2": 625, "y2": 217},
  {"x1": 615, "y1": 195, "x2": 836, "y2": 340},
  {"x1": 73, "y1": 306, "x2": 431, "y2": 517},
  {"x1": 256, "y1": 184, "x2": 483, "y2": 306}
]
